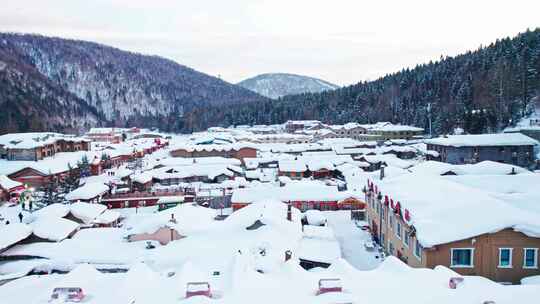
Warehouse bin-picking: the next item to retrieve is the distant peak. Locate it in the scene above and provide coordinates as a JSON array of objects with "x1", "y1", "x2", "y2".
[{"x1": 237, "y1": 73, "x2": 339, "y2": 99}]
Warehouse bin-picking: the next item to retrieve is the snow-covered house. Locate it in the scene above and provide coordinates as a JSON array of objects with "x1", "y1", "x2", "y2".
[
  {"x1": 124, "y1": 204, "x2": 215, "y2": 245},
  {"x1": 231, "y1": 181, "x2": 365, "y2": 212},
  {"x1": 365, "y1": 173, "x2": 540, "y2": 283},
  {"x1": 425, "y1": 133, "x2": 538, "y2": 168},
  {"x1": 131, "y1": 172, "x2": 154, "y2": 191},
  {"x1": 0, "y1": 175, "x2": 24, "y2": 201},
  {"x1": 363, "y1": 122, "x2": 424, "y2": 140},
  {"x1": 65, "y1": 202, "x2": 108, "y2": 225},
  {"x1": 65, "y1": 183, "x2": 109, "y2": 203},
  {"x1": 278, "y1": 160, "x2": 308, "y2": 179},
  {"x1": 0, "y1": 132, "x2": 90, "y2": 161},
  {"x1": 169, "y1": 143, "x2": 257, "y2": 163}
]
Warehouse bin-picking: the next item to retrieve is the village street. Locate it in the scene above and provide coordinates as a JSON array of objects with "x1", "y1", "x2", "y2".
[{"x1": 324, "y1": 211, "x2": 382, "y2": 270}]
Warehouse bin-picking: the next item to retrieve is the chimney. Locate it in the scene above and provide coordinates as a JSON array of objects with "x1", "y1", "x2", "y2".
[
  {"x1": 285, "y1": 250, "x2": 292, "y2": 262},
  {"x1": 287, "y1": 202, "x2": 292, "y2": 221},
  {"x1": 380, "y1": 164, "x2": 386, "y2": 180}
]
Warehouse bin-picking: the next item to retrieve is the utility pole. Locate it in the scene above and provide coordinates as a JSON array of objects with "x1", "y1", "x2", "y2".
[{"x1": 427, "y1": 103, "x2": 432, "y2": 138}]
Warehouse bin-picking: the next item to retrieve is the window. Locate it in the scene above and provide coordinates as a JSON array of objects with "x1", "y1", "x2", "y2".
[
  {"x1": 396, "y1": 221, "x2": 402, "y2": 239},
  {"x1": 404, "y1": 232, "x2": 409, "y2": 247},
  {"x1": 414, "y1": 240, "x2": 422, "y2": 261},
  {"x1": 451, "y1": 248, "x2": 474, "y2": 268},
  {"x1": 498, "y1": 248, "x2": 513, "y2": 268},
  {"x1": 389, "y1": 215, "x2": 394, "y2": 230},
  {"x1": 523, "y1": 248, "x2": 538, "y2": 269}
]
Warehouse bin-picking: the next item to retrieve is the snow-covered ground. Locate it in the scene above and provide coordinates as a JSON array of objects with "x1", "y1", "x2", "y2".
[
  {"x1": 1, "y1": 256, "x2": 538, "y2": 304},
  {"x1": 324, "y1": 211, "x2": 382, "y2": 270}
]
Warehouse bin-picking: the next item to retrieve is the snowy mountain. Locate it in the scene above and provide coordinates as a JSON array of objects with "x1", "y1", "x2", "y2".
[
  {"x1": 237, "y1": 73, "x2": 339, "y2": 99},
  {"x1": 0, "y1": 33, "x2": 267, "y2": 134}
]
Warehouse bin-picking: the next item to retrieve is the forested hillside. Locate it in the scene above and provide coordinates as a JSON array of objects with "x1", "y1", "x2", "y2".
[
  {"x1": 193, "y1": 29, "x2": 540, "y2": 135},
  {"x1": 0, "y1": 33, "x2": 267, "y2": 134},
  {"x1": 0, "y1": 44, "x2": 100, "y2": 134}
]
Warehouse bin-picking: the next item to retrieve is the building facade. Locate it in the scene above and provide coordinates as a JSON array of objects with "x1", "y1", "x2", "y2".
[
  {"x1": 365, "y1": 185, "x2": 540, "y2": 284},
  {"x1": 426, "y1": 134, "x2": 537, "y2": 168}
]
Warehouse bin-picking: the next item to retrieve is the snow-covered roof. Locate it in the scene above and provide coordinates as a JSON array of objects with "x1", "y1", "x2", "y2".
[
  {"x1": 278, "y1": 160, "x2": 307, "y2": 172},
  {"x1": 306, "y1": 159, "x2": 335, "y2": 171},
  {"x1": 0, "y1": 151, "x2": 98, "y2": 176},
  {"x1": 65, "y1": 183, "x2": 109, "y2": 201},
  {"x1": 410, "y1": 161, "x2": 530, "y2": 176},
  {"x1": 304, "y1": 210, "x2": 327, "y2": 226},
  {"x1": 33, "y1": 203, "x2": 70, "y2": 219},
  {"x1": 151, "y1": 164, "x2": 235, "y2": 180},
  {"x1": 232, "y1": 182, "x2": 357, "y2": 204},
  {"x1": 169, "y1": 142, "x2": 257, "y2": 153},
  {"x1": 158, "y1": 156, "x2": 241, "y2": 167},
  {"x1": 425, "y1": 133, "x2": 538, "y2": 147},
  {"x1": 93, "y1": 210, "x2": 120, "y2": 225},
  {"x1": 69, "y1": 202, "x2": 107, "y2": 224},
  {"x1": 125, "y1": 203, "x2": 215, "y2": 236},
  {"x1": 0, "y1": 175, "x2": 23, "y2": 190},
  {"x1": 31, "y1": 218, "x2": 79, "y2": 241},
  {"x1": 0, "y1": 223, "x2": 32, "y2": 250},
  {"x1": 303, "y1": 225, "x2": 336, "y2": 240},
  {"x1": 298, "y1": 226, "x2": 341, "y2": 263},
  {"x1": 0, "y1": 132, "x2": 88, "y2": 149},
  {"x1": 157, "y1": 196, "x2": 184, "y2": 204},
  {"x1": 362, "y1": 154, "x2": 415, "y2": 169},
  {"x1": 361, "y1": 122, "x2": 423, "y2": 132},
  {"x1": 131, "y1": 172, "x2": 153, "y2": 184}
]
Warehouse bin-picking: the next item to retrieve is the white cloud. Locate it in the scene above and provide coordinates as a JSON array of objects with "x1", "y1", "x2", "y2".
[{"x1": 0, "y1": 0, "x2": 539, "y2": 85}]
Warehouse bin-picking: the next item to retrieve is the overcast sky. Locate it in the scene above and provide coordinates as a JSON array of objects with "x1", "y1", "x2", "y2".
[{"x1": 2, "y1": 0, "x2": 539, "y2": 85}]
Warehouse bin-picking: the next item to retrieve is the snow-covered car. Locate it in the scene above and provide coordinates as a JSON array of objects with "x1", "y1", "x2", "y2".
[
  {"x1": 316, "y1": 278, "x2": 342, "y2": 295},
  {"x1": 49, "y1": 287, "x2": 85, "y2": 303},
  {"x1": 185, "y1": 282, "x2": 212, "y2": 298}
]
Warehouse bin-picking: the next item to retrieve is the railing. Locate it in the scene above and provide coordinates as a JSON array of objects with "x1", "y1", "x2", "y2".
[{"x1": 103, "y1": 190, "x2": 185, "y2": 199}]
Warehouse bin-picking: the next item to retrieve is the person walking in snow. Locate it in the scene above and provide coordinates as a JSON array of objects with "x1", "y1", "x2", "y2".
[{"x1": 18, "y1": 212, "x2": 23, "y2": 223}]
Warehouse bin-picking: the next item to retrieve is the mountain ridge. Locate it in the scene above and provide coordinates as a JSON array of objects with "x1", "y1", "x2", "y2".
[{"x1": 0, "y1": 32, "x2": 267, "y2": 134}]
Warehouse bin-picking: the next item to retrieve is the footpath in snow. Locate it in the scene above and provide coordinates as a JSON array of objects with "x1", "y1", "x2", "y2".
[{"x1": 324, "y1": 211, "x2": 382, "y2": 270}]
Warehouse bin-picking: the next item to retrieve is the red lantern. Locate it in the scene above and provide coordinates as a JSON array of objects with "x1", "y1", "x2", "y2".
[
  {"x1": 384, "y1": 195, "x2": 389, "y2": 206},
  {"x1": 404, "y1": 209, "x2": 411, "y2": 222},
  {"x1": 390, "y1": 199, "x2": 395, "y2": 209},
  {"x1": 374, "y1": 185, "x2": 378, "y2": 193},
  {"x1": 394, "y1": 201, "x2": 401, "y2": 215}
]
